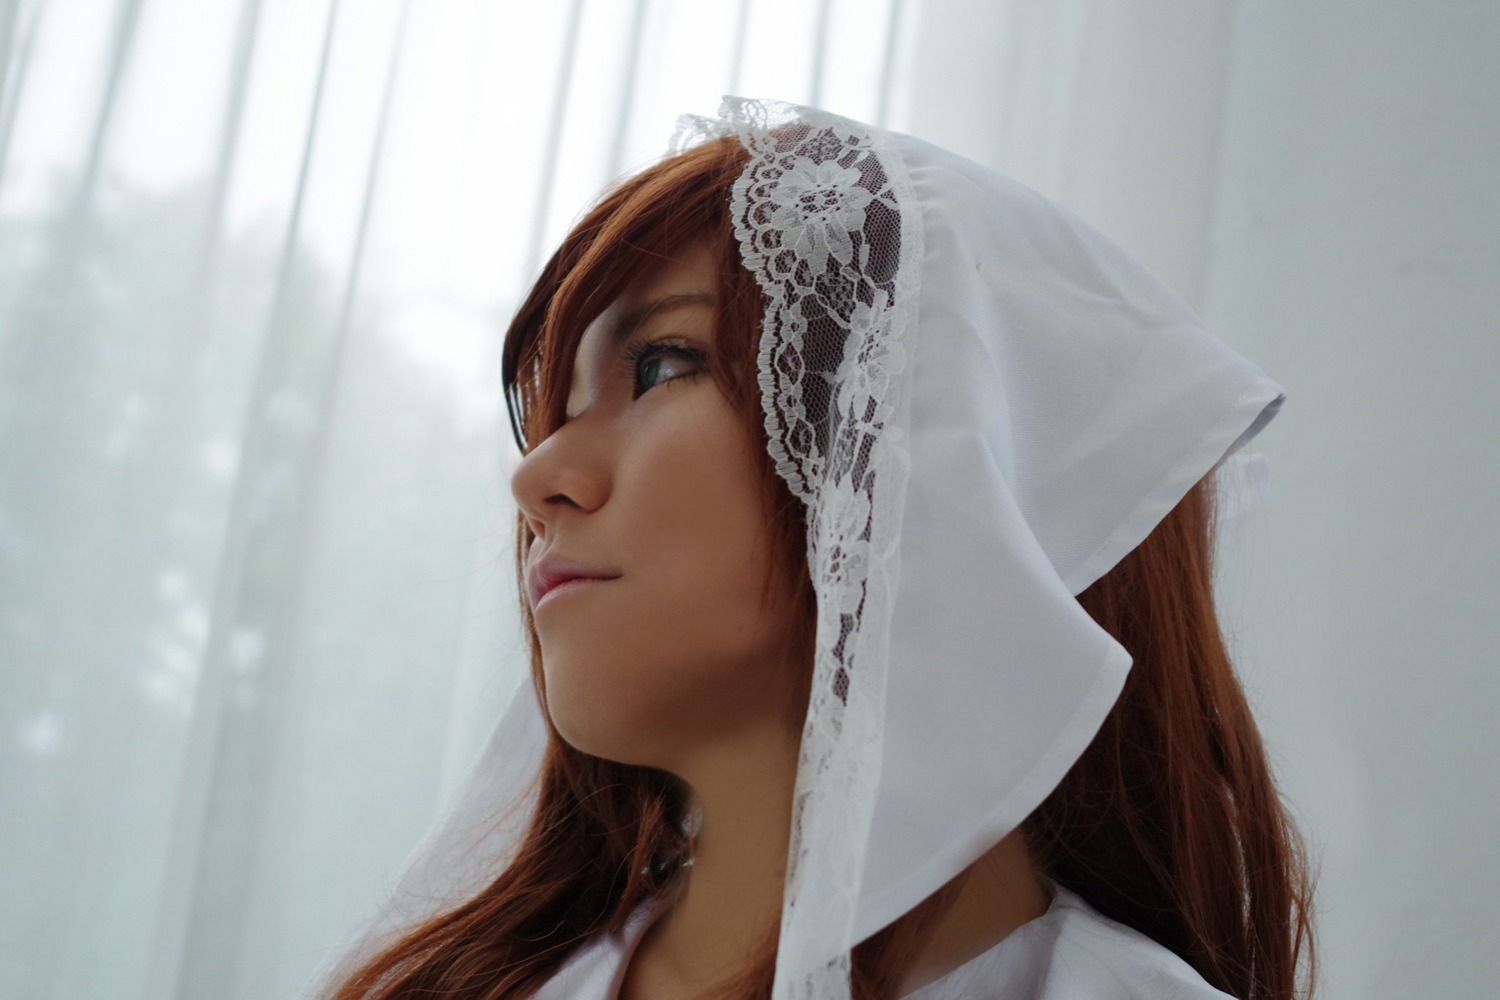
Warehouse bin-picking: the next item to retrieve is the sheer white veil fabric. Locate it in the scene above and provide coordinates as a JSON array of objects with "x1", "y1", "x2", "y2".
[{"x1": 306, "y1": 96, "x2": 1284, "y2": 999}]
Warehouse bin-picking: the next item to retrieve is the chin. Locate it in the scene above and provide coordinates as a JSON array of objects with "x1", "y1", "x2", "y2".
[{"x1": 546, "y1": 693, "x2": 663, "y2": 768}]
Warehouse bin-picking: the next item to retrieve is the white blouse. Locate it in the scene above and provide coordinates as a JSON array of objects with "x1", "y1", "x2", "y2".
[{"x1": 532, "y1": 880, "x2": 1237, "y2": 999}]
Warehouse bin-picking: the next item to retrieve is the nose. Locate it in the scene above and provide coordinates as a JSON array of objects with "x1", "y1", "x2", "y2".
[{"x1": 510, "y1": 418, "x2": 612, "y2": 541}]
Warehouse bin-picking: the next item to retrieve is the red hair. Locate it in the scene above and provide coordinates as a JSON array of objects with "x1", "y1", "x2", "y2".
[{"x1": 328, "y1": 136, "x2": 1317, "y2": 999}]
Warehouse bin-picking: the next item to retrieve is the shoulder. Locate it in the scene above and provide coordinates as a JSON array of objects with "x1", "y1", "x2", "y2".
[
  {"x1": 532, "y1": 899, "x2": 669, "y2": 1000},
  {"x1": 907, "y1": 882, "x2": 1240, "y2": 1000},
  {"x1": 1033, "y1": 886, "x2": 1238, "y2": 1000}
]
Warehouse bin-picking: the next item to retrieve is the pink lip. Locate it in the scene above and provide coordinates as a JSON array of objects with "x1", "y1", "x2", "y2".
[
  {"x1": 527, "y1": 553, "x2": 621, "y2": 610},
  {"x1": 537, "y1": 569, "x2": 612, "y2": 611}
]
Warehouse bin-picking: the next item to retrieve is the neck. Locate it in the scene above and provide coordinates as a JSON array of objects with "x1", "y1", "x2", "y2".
[
  {"x1": 893, "y1": 831, "x2": 1052, "y2": 995},
  {"x1": 625, "y1": 725, "x2": 800, "y2": 997},
  {"x1": 621, "y1": 735, "x2": 1051, "y2": 999}
]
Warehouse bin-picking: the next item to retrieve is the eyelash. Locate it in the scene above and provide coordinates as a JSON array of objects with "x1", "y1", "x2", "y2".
[{"x1": 619, "y1": 337, "x2": 709, "y2": 398}]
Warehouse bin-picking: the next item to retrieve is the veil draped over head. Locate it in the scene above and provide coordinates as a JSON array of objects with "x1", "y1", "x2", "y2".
[{"x1": 308, "y1": 97, "x2": 1284, "y2": 999}]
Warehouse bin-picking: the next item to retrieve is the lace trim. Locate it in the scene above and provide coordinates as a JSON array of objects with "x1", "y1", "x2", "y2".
[{"x1": 673, "y1": 97, "x2": 924, "y2": 1000}]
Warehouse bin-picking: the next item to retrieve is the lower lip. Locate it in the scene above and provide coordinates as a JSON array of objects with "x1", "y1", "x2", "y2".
[{"x1": 535, "y1": 576, "x2": 615, "y2": 612}]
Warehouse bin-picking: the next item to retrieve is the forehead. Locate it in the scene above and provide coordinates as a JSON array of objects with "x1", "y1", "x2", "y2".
[{"x1": 567, "y1": 243, "x2": 719, "y2": 397}]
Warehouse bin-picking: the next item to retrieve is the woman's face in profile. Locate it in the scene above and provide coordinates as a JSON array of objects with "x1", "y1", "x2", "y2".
[{"x1": 510, "y1": 241, "x2": 798, "y2": 771}]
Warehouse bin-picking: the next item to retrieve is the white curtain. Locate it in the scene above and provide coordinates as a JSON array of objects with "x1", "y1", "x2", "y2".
[
  {"x1": 3, "y1": 1, "x2": 1495, "y2": 998},
  {"x1": 0, "y1": 1, "x2": 912, "y2": 997}
]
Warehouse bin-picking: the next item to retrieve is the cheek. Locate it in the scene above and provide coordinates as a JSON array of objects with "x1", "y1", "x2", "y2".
[
  {"x1": 541, "y1": 400, "x2": 792, "y2": 762},
  {"x1": 631, "y1": 407, "x2": 777, "y2": 648}
]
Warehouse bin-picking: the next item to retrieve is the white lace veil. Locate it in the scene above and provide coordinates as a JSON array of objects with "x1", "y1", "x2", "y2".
[{"x1": 305, "y1": 96, "x2": 1284, "y2": 999}]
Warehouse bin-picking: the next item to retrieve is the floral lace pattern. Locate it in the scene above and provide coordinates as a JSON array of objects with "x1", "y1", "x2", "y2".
[{"x1": 672, "y1": 97, "x2": 923, "y2": 1000}]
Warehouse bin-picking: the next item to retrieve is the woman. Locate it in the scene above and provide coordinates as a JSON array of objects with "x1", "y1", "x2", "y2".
[{"x1": 315, "y1": 98, "x2": 1316, "y2": 999}]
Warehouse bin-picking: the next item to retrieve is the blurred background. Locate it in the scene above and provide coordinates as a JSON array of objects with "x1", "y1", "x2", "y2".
[{"x1": 1, "y1": 1, "x2": 1495, "y2": 997}]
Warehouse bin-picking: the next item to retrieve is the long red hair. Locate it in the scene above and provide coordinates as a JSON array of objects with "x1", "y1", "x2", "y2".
[{"x1": 328, "y1": 136, "x2": 1317, "y2": 999}]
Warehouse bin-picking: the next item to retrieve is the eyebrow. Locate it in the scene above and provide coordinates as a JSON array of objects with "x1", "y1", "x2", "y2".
[
  {"x1": 567, "y1": 292, "x2": 715, "y2": 414},
  {"x1": 605, "y1": 292, "x2": 715, "y2": 352}
]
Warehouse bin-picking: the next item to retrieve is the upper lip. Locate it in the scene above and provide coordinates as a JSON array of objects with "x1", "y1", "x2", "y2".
[{"x1": 527, "y1": 553, "x2": 621, "y2": 609}]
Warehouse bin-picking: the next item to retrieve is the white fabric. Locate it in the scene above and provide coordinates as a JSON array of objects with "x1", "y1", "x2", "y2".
[
  {"x1": 856, "y1": 124, "x2": 1283, "y2": 944},
  {"x1": 529, "y1": 880, "x2": 1235, "y2": 1000},
  {"x1": 902, "y1": 884, "x2": 1237, "y2": 1000},
  {"x1": 309, "y1": 96, "x2": 1284, "y2": 997},
  {"x1": 672, "y1": 97, "x2": 925, "y2": 997}
]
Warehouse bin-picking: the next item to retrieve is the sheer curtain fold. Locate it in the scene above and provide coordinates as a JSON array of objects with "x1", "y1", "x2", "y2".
[
  {"x1": 0, "y1": 0, "x2": 29, "y2": 170},
  {"x1": 0, "y1": 2, "x2": 910, "y2": 997}
]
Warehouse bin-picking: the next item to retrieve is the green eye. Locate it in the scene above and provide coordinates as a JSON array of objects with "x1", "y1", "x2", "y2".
[
  {"x1": 640, "y1": 356, "x2": 665, "y2": 389},
  {"x1": 622, "y1": 339, "x2": 709, "y2": 398}
]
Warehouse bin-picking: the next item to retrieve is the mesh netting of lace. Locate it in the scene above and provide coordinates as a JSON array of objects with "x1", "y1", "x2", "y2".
[{"x1": 672, "y1": 97, "x2": 924, "y2": 1000}]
